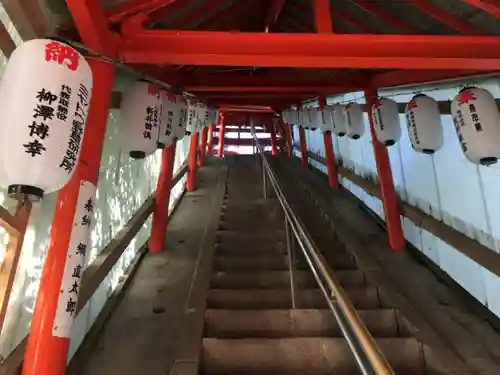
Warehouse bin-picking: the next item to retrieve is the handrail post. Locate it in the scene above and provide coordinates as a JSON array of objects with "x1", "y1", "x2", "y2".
[
  {"x1": 285, "y1": 218, "x2": 297, "y2": 309},
  {"x1": 198, "y1": 127, "x2": 208, "y2": 167},
  {"x1": 22, "y1": 59, "x2": 115, "y2": 375},
  {"x1": 149, "y1": 143, "x2": 177, "y2": 253}
]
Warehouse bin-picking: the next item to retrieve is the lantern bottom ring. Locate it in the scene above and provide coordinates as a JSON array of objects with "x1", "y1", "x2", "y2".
[
  {"x1": 8, "y1": 184, "x2": 43, "y2": 201},
  {"x1": 338, "y1": 133, "x2": 346, "y2": 137},
  {"x1": 130, "y1": 151, "x2": 146, "y2": 159},
  {"x1": 157, "y1": 142, "x2": 166, "y2": 149},
  {"x1": 351, "y1": 135, "x2": 360, "y2": 140},
  {"x1": 385, "y1": 140, "x2": 395, "y2": 146},
  {"x1": 422, "y1": 149, "x2": 435, "y2": 155},
  {"x1": 480, "y1": 157, "x2": 498, "y2": 166}
]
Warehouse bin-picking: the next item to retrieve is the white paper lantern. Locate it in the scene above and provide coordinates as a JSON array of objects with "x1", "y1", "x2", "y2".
[
  {"x1": 318, "y1": 107, "x2": 331, "y2": 133},
  {"x1": 173, "y1": 95, "x2": 187, "y2": 141},
  {"x1": 121, "y1": 81, "x2": 161, "y2": 159},
  {"x1": 299, "y1": 108, "x2": 310, "y2": 129},
  {"x1": 0, "y1": 39, "x2": 93, "y2": 200},
  {"x1": 451, "y1": 87, "x2": 500, "y2": 165},
  {"x1": 344, "y1": 103, "x2": 365, "y2": 140},
  {"x1": 186, "y1": 99, "x2": 198, "y2": 135},
  {"x1": 331, "y1": 104, "x2": 347, "y2": 137},
  {"x1": 371, "y1": 98, "x2": 401, "y2": 146},
  {"x1": 157, "y1": 92, "x2": 179, "y2": 149},
  {"x1": 308, "y1": 107, "x2": 322, "y2": 131},
  {"x1": 405, "y1": 94, "x2": 443, "y2": 154},
  {"x1": 282, "y1": 109, "x2": 289, "y2": 124}
]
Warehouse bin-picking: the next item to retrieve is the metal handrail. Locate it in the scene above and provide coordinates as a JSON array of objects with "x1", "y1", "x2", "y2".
[{"x1": 251, "y1": 128, "x2": 394, "y2": 375}]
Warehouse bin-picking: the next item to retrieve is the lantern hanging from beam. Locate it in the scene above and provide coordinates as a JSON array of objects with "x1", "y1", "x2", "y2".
[
  {"x1": 173, "y1": 94, "x2": 187, "y2": 141},
  {"x1": 309, "y1": 107, "x2": 321, "y2": 131},
  {"x1": 451, "y1": 87, "x2": 500, "y2": 165},
  {"x1": 186, "y1": 98, "x2": 198, "y2": 135},
  {"x1": 344, "y1": 103, "x2": 365, "y2": 140},
  {"x1": 371, "y1": 98, "x2": 401, "y2": 146},
  {"x1": 157, "y1": 92, "x2": 178, "y2": 149},
  {"x1": 319, "y1": 107, "x2": 332, "y2": 133},
  {"x1": 0, "y1": 39, "x2": 93, "y2": 200},
  {"x1": 121, "y1": 81, "x2": 161, "y2": 159},
  {"x1": 405, "y1": 94, "x2": 443, "y2": 154},
  {"x1": 298, "y1": 108, "x2": 310, "y2": 129},
  {"x1": 331, "y1": 104, "x2": 347, "y2": 137}
]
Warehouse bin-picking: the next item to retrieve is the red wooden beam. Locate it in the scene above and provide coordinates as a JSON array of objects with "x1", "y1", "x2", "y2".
[
  {"x1": 461, "y1": 0, "x2": 500, "y2": 18},
  {"x1": 265, "y1": 0, "x2": 286, "y2": 31},
  {"x1": 313, "y1": 0, "x2": 332, "y2": 33},
  {"x1": 372, "y1": 68, "x2": 500, "y2": 88},
  {"x1": 172, "y1": 0, "x2": 229, "y2": 29},
  {"x1": 333, "y1": 9, "x2": 378, "y2": 33},
  {"x1": 409, "y1": 0, "x2": 483, "y2": 34},
  {"x1": 185, "y1": 86, "x2": 353, "y2": 93},
  {"x1": 120, "y1": 31, "x2": 500, "y2": 69},
  {"x1": 106, "y1": 0, "x2": 179, "y2": 24},
  {"x1": 348, "y1": 0, "x2": 419, "y2": 33},
  {"x1": 67, "y1": 0, "x2": 114, "y2": 52},
  {"x1": 198, "y1": 0, "x2": 260, "y2": 30}
]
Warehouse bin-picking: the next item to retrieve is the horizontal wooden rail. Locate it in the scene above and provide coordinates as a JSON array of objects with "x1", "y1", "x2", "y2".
[
  {"x1": 293, "y1": 145, "x2": 500, "y2": 279},
  {"x1": 0, "y1": 162, "x2": 188, "y2": 375}
]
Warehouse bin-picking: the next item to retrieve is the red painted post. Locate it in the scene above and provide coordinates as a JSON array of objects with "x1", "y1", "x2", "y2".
[
  {"x1": 319, "y1": 96, "x2": 338, "y2": 188},
  {"x1": 187, "y1": 133, "x2": 199, "y2": 192},
  {"x1": 199, "y1": 127, "x2": 208, "y2": 166},
  {"x1": 207, "y1": 123, "x2": 215, "y2": 155},
  {"x1": 149, "y1": 143, "x2": 177, "y2": 253},
  {"x1": 21, "y1": 59, "x2": 115, "y2": 375},
  {"x1": 217, "y1": 114, "x2": 226, "y2": 158},
  {"x1": 287, "y1": 122, "x2": 294, "y2": 157},
  {"x1": 365, "y1": 87, "x2": 405, "y2": 251},
  {"x1": 298, "y1": 125, "x2": 308, "y2": 168},
  {"x1": 270, "y1": 122, "x2": 278, "y2": 156}
]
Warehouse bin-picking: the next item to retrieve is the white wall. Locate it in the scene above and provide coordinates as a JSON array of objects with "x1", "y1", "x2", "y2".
[{"x1": 295, "y1": 76, "x2": 500, "y2": 318}]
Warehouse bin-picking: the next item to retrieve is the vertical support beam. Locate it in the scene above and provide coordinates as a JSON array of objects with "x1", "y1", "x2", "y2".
[
  {"x1": 365, "y1": 87, "x2": 405, "y2": 251},
  {"x1": 187, "y1": 133, "x2": 199, "y2": 192},
  {"x1": 207, "y1": 123, "x2": 215, "y2": 155},
  {"x1": 149, "y1": 143, "x2": 177, "y2": 253},
  {"x1": 319, "y1": 96, "x2": 338, "y2": 188},
  {"x1": 199, "y1": 127, "x2": 208, "y2": 166},
  {"x1": 22, "y1": 59, "x2": 115, "y2": 375},
  {"x1": 286, "y1": 122, "x2": 293, "y2": 157},
  {"x1": 217, "y1": 114, "x2": 226, "y2": 158},
  {"x1": 313, "y1": 0, "x2": 333, "y2": 33},
  {"x1": 298, "y1": 126, "x2": 308, "y2": 168},
  {"x1": 270, "y1": 122, "x2": 278, "y2": 156}
]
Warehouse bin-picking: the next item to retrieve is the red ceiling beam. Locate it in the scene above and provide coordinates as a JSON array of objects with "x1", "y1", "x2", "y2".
[
  {"x1": 313, "y1": 0, "x2": 332, "y2": 33},
  {"x1": 120, "y1": 31, "x2": 500, "y2": 69},
  {"x1": 67, "y1": 0, "x2": 114, "y2": 52},
  {"x1": 348, "y1": 0, "x2": 419, "y2": 33},
  {"x1": 106, "y1": 0, "x2": 179, "y2": 24},
  {"x1": 409, "y1": 0, "x2": 483, "y2": 34},
  {"x1": 198, "y1": 0, "x2": 260, "y2": 30},
  {"x1": 265, "y1": 0, "x2": 286, "y2": 31},
  {"x1": 461, "y1": 0, "x2": 500, "y2": 18},
  {"x1": 186, "y1": 86, "x2": 353, "y2": 93},
  {"x1": 172, "y1": 0, "x2": 229, "y2": 28},
  {"x1": 372, "y1": 68, "x2": 500, "y2": 89},
  {"x1": 333, "y1": 9, "x2": 378, "y2": 33},
  {"x1": 220, "y1": 106, "x2": 275, "y2": 112}
]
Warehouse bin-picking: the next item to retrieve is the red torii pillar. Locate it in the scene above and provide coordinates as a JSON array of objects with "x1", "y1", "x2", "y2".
[
  {"x1": 319, "y1": 96, "x2": 338, "y2": 188},
  {"x1": 217, "y1": 113, "x2": 226, "y2": 158},
  {"x1": 207, "y1": 123, "x2": 215, "y2": 155},
  {"x1": 187, "y1": 132, "x2": 199, "y2": 192},
  {"x1": 365, "y1": 87, "x2": 405, "y2": 251},
  {"x1": 297, "y1": 104, "x2": 308, "y2": 167},
  {"x1": 270, "y1": 121, "x2": 278, "y2": 156},
  {"x1": 149, "y1": 143, "x2": 176, "y2": 253},
  {"x1": 198, "y1": 127, "x2": 208, "y2": 166}
]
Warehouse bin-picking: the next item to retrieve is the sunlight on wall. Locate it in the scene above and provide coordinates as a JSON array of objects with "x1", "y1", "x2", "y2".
[
  {"x1": 297, "y1": 76, "x2": 500, "y2": 318},
  {"x1": 0, "y1": 109, "x2": 191, "y2": 360}
]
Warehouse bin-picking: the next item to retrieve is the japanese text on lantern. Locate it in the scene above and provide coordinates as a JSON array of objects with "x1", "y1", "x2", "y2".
[
  {"x1": 144, "y1": 106, "x2": 154, "y2": 139},
  {"x1": 166, "y1": 110, "x2": 174, "y2": 136},
  {"x1": 59, "y1": 84, "x2": 89, "y2": 173},
  {"x1": 53, "y1": 181, "x2": 95, "y2": 338},
  {"x1": 45, "y1": 41, "x2": 79, "y2": 71},
  {"x1": 23, "y1": 88, "x2": 59, "y2": 157}
]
